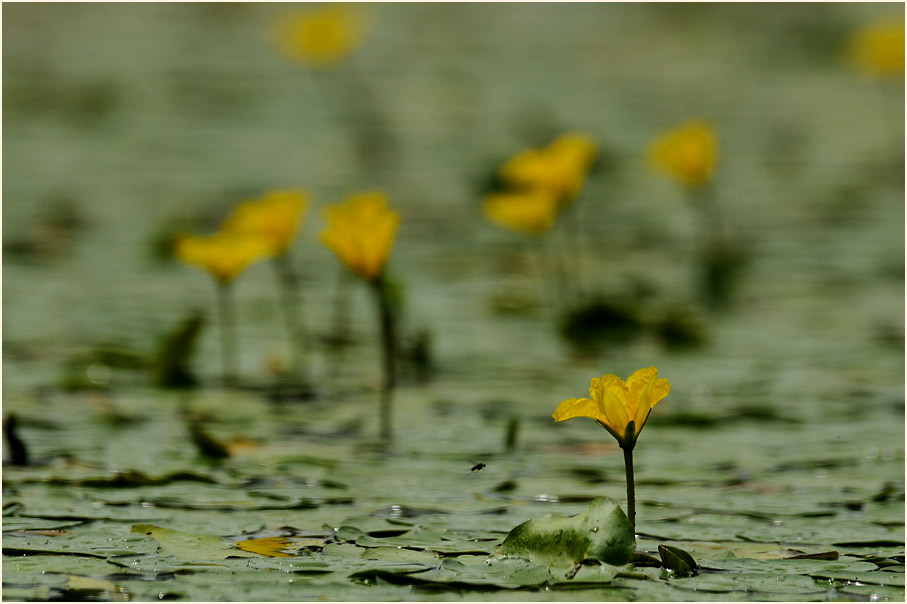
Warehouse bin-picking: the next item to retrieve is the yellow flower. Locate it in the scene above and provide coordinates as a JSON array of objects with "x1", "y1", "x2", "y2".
[
  {"x1": 222, "y1": 190, "x2": 310, "y2": 255},
  {"x1": 648, "y1": 121, "x2": 717, "y2": 188},
  {"x1": 500, "y1": 133, "x2": 597, "y2": 203},
  {"x1": 273, "y1": 4, "x2": 365, "y2": 67},
  {"x1": 848, "y1": 19, "x2": 905, "y2": 77},
  {"x1": 553, "y1": 367, "x2": 670, "y2": 449},
  {"x1": 483, "y1": 190, "x2": 561, "y2": 236},
  {"x1": 175, "y1": 231, "x2": 274, "y2": 284},
  {"x1": 320, "y1": 191, "x2": 399, "y2": 282}
]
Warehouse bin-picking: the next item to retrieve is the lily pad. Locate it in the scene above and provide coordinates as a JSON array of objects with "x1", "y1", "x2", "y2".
[
  {"x1": 497, "y1": 497, "x2": 635, "y2": 569},
  {"x1": 130, "y1": 524, "x2": 254, "y2": 560}
]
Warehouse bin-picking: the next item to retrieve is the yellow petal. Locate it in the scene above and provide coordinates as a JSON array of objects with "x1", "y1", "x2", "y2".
[
  {"x1": 320, "y1": 191, "x2": 399, "y2": 281},
  {"x1": 499, "y1": 133, "x2": 597, "y2": 203},
  {"x1": 593, "y1": 374, "x2": 631, "y2": 436},
  {"x1": 626, "y1": 367, "x2": 671, "y2": 437},
  {"x1": 552, "y1": 397, "x2": 604, "y2": 423},
  {"x1": 648, "y1": 120, "x2": 717, "y2": 187},
  {"x1": 273, "y1": 4, "x2": 366, "y2": 67},
  {"x1": 849, "y1": 19, "x2": 905, "y2": 77},
  {"x1": 223, "y1": 190, "x2": 309, "y2": 255},
  {"x1": 174, "y1": 232, "x2": 274, "y2": 283},
  {"x1": 483, "y1": 190, "x2": 560, "y2": 235}
]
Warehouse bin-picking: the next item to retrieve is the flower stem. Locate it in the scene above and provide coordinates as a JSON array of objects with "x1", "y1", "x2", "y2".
[
  {"x1": 271, "y1": 254, "x2": 308, "y2": 379},
  {"x1": 373, "y1": 278, "x2": 396, "y2": 440},
  {"x1": 215, "y1": 281, "x2": 238, "y2": 388},
  {"x1": 622, "y1": 445, "x2": 636, "y2": 534},
  {"x1": 560, "y1": 203, "x2": 586, "y2": 306}
]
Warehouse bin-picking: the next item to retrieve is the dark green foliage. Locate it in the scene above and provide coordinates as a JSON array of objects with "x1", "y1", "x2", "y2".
[
  {"x1": 658, "y1": 544, "x2": 700, "y2": 577},
  {"x1": 151, "y1": 312, "x2": 204, "y2": 388},
  {"x1": 654, "y1": 308, "x2": 707, "y2": 349},
  {"x1": 3, "y1": 414, "x2": 29, "y2": 466},
  {"x1": 559, "y1": 301, "x2": 644, "y2": 351}
]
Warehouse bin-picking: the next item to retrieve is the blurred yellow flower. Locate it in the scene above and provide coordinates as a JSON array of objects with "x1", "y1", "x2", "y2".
[
  {"x1": 553, "y1": 367, "x2": 670, "y2": 448},
  {"x1": 222, "y1": 190, "x2": 310, "y2": 255},
  {"x1": 648, "y1": 121, "x2": 717, "y2": 188},
  {"x1": 273, "y1": 4, "x2": 365, "y2": 67},
  {"x1": 175, "y1": 232, "x2": 274, "y2": 284},
  {"x1": 482, "y1": 190, "x2": 561, "y2": 236},
  {"x1": 500, "y1": 133, "x2": 598, "y2": 203},
  {"x1": 848, "y1": 19, "x2": 905, "y2": 77},
  {"x1": 320, "y1": 191, "x2": 399, "y2": 282}
]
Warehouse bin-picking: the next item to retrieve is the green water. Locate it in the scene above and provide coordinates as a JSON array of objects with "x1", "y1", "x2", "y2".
[{"x1": 3, "y1": 3, "x2": 904, "y2": 601}]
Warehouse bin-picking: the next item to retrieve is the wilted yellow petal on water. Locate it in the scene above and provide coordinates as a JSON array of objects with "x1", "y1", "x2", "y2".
[
  {"x1": 320, "y1": 191, "x2": 399, "y2": 282},
  {"x1": 174, "y1": 231, "x2": 274, "y2": 283},
  {"x1": 483, "y1": 190, "x2": 560, "y2": 235},
  {"x1": 223, "y1": 190, "x2": 309, "y2": 255},
  {"x1": 648, "y1": 121, "x2": 717, "y2": 188},
  {"x1": 273, "y1": 4, "x2": 365, "y2": 67},
  {"x1": 235, "y1": 537, "x2": 295, "y2": 558},
  {"x1": 553, "y1": 367, "x2": 670, "y2": 448}
]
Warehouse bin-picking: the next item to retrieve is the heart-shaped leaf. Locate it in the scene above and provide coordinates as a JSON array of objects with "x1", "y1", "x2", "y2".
[{"x1": 497, "y1": 497, "x2": 635, "y2": 569}]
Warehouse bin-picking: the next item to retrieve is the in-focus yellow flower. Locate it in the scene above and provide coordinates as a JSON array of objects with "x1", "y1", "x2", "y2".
[
  {"x1": 648, "y1": 121, "x2": 717, "y2": 188},
  {"x1": 553, "y1": 367, "x2": 670, "y2": 449},
  {"x1": 848, "y1": 19, "x2": 905, "y2": 77},
  {"x1": 175, "y1": 232, "x2": 274, "y2": 284},
  {"x1": 500, "y1": 133, "x2": 598, "y2": 203},
  {"x1": 222, "y1": 190, "x2": 310, "y2": 255},
  {"x1": 320, "y1": 191, "x2": 399, "y2": 282},
  {"x1": 482, "y1": 190, "x2": 561, "y2": 236},
  {"x1": 273, "y1": 4, "x2": 365, "y2": 67}
]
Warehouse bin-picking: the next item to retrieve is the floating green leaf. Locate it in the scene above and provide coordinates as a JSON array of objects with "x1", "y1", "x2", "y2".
[
  {"x1": 131, "y1": 524, "x2": 254, "y2": 560},
  {"x1": 497, "y1": 497, "x2": 635, "y2": 569}
]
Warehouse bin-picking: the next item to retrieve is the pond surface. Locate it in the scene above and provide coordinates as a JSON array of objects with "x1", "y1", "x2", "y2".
[{"x1": 3, "y1": 3, "x2": 904, "y2": 601}]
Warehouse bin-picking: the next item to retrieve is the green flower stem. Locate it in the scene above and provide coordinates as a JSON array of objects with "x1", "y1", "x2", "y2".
[
  {"x1": 525, "y1": 240, "x2": 554, "y2": 313},
  {"x1": 271, "y1": 253, "x2": 308, "y2": 378},
  {"x1": 548, "y1": 235, "x2": 573, "y2": 312},
  {"x1": 559, "y1": 203, "x2": 586, "y2": 306},
  {"x1": 329, "y1": 267, "x2": 353, "y2": 348},
  {"x1": 215, "y1": 281, "x2": 238, "y2": 387},
  {"x1": 528, "y1": 237, "x2": 569, "y2": 314},
  {"x1": 687, "y1": 184, "x2": 724, "y2": 246},
  {"x1": 372, "y1": 277, "x2": 396, "y2": 440},
  {"x1": 622, "y1": 444, "x2": 636, "y2": 534}
]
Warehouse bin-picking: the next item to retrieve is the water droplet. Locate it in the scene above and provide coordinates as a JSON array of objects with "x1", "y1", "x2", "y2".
[
  {"x1": 590, "y1": 527, "x2": 599, "y2": 533},
  {"x1": 87, "y1": 362, "x2": 111, "y2": 385},
  {"x1": 864, "y1": 446, "x2": 879, "y2": 459},
  {"x1": 554, "y1": 530, "x2": 563, "y2": 542}
]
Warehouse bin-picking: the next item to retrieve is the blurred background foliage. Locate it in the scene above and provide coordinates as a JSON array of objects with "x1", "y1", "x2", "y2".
[{"x1": 4, "y1": 3, "x2": 903, "y2": 390}]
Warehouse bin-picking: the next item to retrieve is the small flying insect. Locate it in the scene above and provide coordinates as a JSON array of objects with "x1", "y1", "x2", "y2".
[{"x1": 469, "y1": 461, "x2": 486, "y2": 473}]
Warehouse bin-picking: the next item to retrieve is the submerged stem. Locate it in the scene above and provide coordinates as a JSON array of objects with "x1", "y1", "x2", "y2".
[
  {"x1": 373, "y1": 278, "x2": 396, "y2": 440},
  {"x1": 622, "y1": 445, "x2": 636, "y2": 534},
  {"x1": 216, "y1": 281, "x2": 238, "y2": 387}
]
